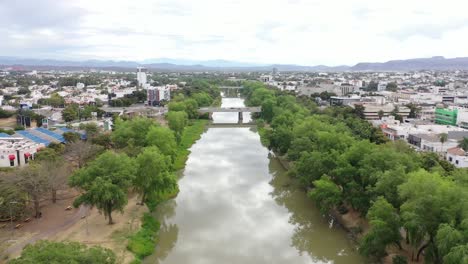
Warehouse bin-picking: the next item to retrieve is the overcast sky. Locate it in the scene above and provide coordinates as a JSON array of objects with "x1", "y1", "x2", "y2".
[{"x1": 1, "y1": 0, "x2": 468, "y2": 65}]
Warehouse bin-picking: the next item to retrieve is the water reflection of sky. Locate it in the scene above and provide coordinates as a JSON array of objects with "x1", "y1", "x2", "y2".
[{"x1": 145, "y1": 98, "x2": 364, "y2": 264}]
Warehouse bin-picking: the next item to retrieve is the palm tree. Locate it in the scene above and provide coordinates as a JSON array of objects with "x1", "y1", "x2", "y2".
[
  {"x1": 439, "y1": 133, "x2": 448, "y2": 153},
  {"x1": 458, "y1": 137, "x2": 468, "y2": 151}
]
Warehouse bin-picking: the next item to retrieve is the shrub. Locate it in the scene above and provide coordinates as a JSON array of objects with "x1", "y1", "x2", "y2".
[{"x1": 127, "y1": 213, "x2": 160, "y2": 259}]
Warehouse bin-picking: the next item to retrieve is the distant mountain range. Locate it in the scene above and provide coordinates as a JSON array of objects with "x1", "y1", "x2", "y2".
[{"x1": 2, "y1": 56, "x2": 468, "y2": 71}]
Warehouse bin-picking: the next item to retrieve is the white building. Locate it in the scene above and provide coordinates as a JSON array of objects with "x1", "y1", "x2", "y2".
[
  {"x1": 378, "y1": 81, "x2": 387, "y2": 92},
  {"x1": 446, "y1": 147, "x2": 468, "y2": 168},
  {"x1": 0, "y1": 137, "x2": 41, "y2": 167},
  {"x1": 76, "y1": 82, "x2": 85, "y2": 89},
  {"x1": 136, "y1": 67, "x2": 148, "y2": 87}
]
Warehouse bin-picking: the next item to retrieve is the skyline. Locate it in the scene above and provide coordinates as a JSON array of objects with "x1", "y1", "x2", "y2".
[{"x1": 2, "y1": 0, "x2": 468, "y2": 65}]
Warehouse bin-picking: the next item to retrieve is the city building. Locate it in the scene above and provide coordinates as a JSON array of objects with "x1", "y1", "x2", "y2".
[
  {"x1": 330, "y1": 96, "x2": 361, "y2": 106},
  {"x1": 136, "y1": 67, "x2": 148, "y2": 87},
  {"x1": 435, "y1": 107, "x2": 458, "y2": 126},
  {"x1": 0, "y1": 135, "x2": 40, "y2": 167},
  {"x1": 147, "y1": 86, "x2": 171, "y2": 106},
  {"x1": 358, "y1": 103, "x2": 410, "y2": 120},
  {"x1": 446, "y1": 147, "x2": 468, "y2": 168}
]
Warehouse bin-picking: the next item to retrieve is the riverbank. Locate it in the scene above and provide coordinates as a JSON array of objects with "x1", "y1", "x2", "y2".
[
  {"x1": 127, "y1": 119, "x2": 209, "y2": 263},
  {"x1": 245, "y1": 82, "x2": 425, "y2": 263},
  {"x1": 173, "y1": 120, "x2": 208, "y2": 171}
]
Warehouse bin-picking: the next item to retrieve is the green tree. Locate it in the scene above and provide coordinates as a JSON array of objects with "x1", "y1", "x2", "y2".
[
  {"x1": 145, "y1": 126, "x2": 177, "y2": 161},
  {"x1": 359, "y1": 219, "x2": 394, "y2": 258},
  {"x1": 62, "y1": 105, "x2": 78, "y2": 122},
  {"x1": 443, "y1": 244, "x2": 468, "y2": 264},
  {"x1": 308, "y1": 176, "x2": 342, "y2": 214},
  {"x1": 10, "y1": 240, "x2": 116, "y2": 264},
  {"x1": 406, "y1": 103, "x2": 421, "y2": 119},
  {"x1": 353, "y1": 104, "x2": 366, "y2": 119},
  {"x1": 192, "y1": 92, "x2": 213, "y2": 107},
  {"x1": 371, "y1": 166, "x2": 407, "y2": 209},
  {"x1": 63, "y1": 131, "x2": 81, "y2": 143},
  {"x1": 439, "y1": 133, "x2": 448, "y2": 153},
  {"x1": 458, "y1": 137, "x2": 468, "y2": 152},
  {"x1": 363, "y1": 197, "x2": 402, "y2": 252},
  {"x1": 399, "y1": 170, "x2": 463, "y2": 262},
  {"x1": 261, "y1": 98, "x2": 276, "y2": 123},
  {"x1": 183, "y1": 99, "x2": 199, "y2": 119},
  {"x1": 167, "y1": 111, "x2": 188, "y2": 142},
  {"x1": 134, "y1": 147, "x2": 176, "y2": 205},
  {"x1": 436, "y1": 224, "x2": 464, "y2": 259},
  {"x1": 378, "y1": 110, "x2": 384, "y2": 119},
  {"x1": 386, "y1": 82, "x2": 398, "y2": 92},
  {"x1": 360, "y1": 197, "x2": 402, "y2": 259},
  {"x1": 70, "y1": 151, "x2": 136, "y2": 224},
  {"x1": 366, "y1": 81, "x2": 378, "y2": 91},
  {"x1": 47, "y1": 93, "x2": 65, "y2": 107},
  {"x1": 111, "y1": 117, "x2": 156, "y2": 148},
  {"x1": 79, "y1": 122, "x2": 99, "y2": 139}
]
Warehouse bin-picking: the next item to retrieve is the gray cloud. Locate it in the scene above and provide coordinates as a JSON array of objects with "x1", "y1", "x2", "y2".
[{"x1": 0, "y1": 0, "x2": 86, "y2": 30}]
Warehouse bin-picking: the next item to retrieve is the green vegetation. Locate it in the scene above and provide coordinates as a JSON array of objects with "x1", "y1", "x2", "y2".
[
  {"x1": 134, "y1": 147, "x2": 175, "y2": 205},
  {"x1": 0, "y1": 108, "x2": 15, "y2": 118},
  {"x1": 0, "y1": 128, "x2": 15, "y2": 135},
  {"x1": 105, "y1": 79, "x2": 219, "y2": 262},
  {"x1": 127, "y1": 213, "x2": 161, "y2": 260},
  {"x1": 70, "y1": 152, "x2": 136, "y2": 224},
  {"x1": 9, "y1": 240, "x2": 116, "y2": 264},
  {"x1": 242, "y1": 81, "x2": 468, "y2": 263},
  {"x1": 62, "y1": 104, "x2": 104, "y2": 122},
  {"x1": 167, "y1": 111, "x2": 188, "y2": 142},
  {"x1": 173, "y1": 119, "x2": 208, "y2": 170},
  {"x1": 109, "y1": 90, "x2": 147, "y2": 107},
  {"x1": 37, "y1": 93, "x2": 65, "y2": 107}
]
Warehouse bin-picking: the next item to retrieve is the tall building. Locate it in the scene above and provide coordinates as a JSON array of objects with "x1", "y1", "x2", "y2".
[
  {"x1": 136, "y1": 67, "x2": 147, "y2": 87},
  {"x1": 147, "y1": 86, "x2": 171, "y2": 106}
]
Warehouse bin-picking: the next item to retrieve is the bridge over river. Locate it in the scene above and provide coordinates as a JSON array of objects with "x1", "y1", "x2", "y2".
[{"x1": 198, "y1": 107, "x2": 261, "y2": 123}]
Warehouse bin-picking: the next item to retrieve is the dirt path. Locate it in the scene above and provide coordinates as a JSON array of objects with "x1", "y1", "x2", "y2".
[
  {"x1": 50, "y1": 195, "x2": 147, "y2": 264},
  {"x1": 1, "y1": 205, "x2": 88, "y2": 260}
]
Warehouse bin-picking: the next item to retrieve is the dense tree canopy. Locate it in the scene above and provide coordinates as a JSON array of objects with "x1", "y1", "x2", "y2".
[
  {"x1": 70, "y1": 151, "x2": 136, "y2": 224},
  {"x1": 134, "y1": 147, "x2": 176, "y2": 205},
  {"x1": 242, "y1": 81, "x2": 468, "y2": 262}
]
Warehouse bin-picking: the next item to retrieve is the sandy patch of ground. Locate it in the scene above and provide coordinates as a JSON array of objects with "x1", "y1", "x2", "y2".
[
  {"x1": 0, "y1": 190, "x2": 82, "y2": 262},
  {"x1": 50, "y1": 194, "x2": 147, "y2": 264},
  {"x1": 1, "y1": 191, "x2": 147, "y2": 264},
  {"x1": 0, "y1": 117, "x2": 17, "y2": 129}
]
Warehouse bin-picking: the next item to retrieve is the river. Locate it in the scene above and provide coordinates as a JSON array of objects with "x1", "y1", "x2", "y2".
[{"x1": 144, "y1": 97, "x2": 364, "y2": 264}]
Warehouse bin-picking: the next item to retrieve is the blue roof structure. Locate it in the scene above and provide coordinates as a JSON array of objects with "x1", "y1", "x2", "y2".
[
  {"x1": 16, "y1": 130, "x2": 51, "y2": 146},
  {"x1": 35, "y1": 128, "x2": 65, "y2": 143},
  {"x1": 0, "y1": 133, "x2": 11, "y2": 138}
]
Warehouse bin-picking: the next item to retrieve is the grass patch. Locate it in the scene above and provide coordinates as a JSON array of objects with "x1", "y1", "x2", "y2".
[
  {"x1": 127, "y1": 213, "x2": 160, "y2": 260},
  {"x1": 173, "y1": 119, "x2": 208, "y2": 170},
  {"x1": 256, "y1": 119, "x2": 270, "y2": 147},
  {"x1": 146, "y1": 186, "x2": 179, "y2": 212}
]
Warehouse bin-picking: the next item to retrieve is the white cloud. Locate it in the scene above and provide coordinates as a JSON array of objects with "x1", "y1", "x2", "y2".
[{"x1": 2, "y1": 0, "x2": 468, "y2": 65}]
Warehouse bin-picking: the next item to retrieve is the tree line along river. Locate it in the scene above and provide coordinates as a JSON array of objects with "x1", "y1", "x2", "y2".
[{"x1": 143, "y1": 96, "x2": 364, "y2": 264}]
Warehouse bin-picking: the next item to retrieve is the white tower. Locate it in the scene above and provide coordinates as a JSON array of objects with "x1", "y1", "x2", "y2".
[{"x1": 136, "y1": 67, "x2": 147, "y2": 88}]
